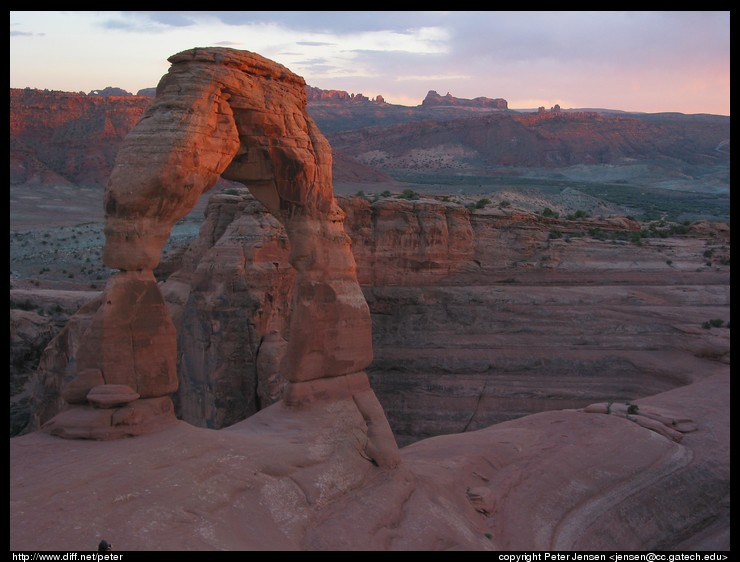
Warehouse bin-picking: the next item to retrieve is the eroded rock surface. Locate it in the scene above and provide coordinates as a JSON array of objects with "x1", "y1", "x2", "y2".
[
  {"x1": 41, "y1": 47, "x2": 398, "y2": 467},
  {"x1": 9, "y1": 372, "x2": 729, "y2": 550},
  {"x1": 25, "y1": 189, "x2": 729, "y2": 449}
]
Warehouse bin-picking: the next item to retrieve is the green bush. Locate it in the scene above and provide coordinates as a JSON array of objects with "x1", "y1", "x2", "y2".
[
  {"x1": 568, "y1": 209, "x2": 590, "y2": 219},
  {"x1": 588, "y1": 227, "x2": 607, "y2": 240}
]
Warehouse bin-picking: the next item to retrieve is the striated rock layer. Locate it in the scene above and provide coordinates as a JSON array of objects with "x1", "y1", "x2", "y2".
[
  {"x1": 27, "y1": 189, "x2": 730, "y2": 447},
  {"x1": 162, "y1": 192, "x2": 729, "y2": 447},
  {"x1": 9, "y1": 88, "x2": 151, "y2": 187},
  {"x1": 41, "y1": 47, "x2": 399, "y2": 467}
]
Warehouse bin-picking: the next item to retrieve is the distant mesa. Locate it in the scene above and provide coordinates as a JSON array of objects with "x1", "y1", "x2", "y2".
[
  {"x1": 75, "y1": 85, "x2": 508, "y2": 109},
  {"x1": 86, "y1": 86, "x2": 156, "y2": 97},
  {"x1": 88, "y1": 85, "x2": 388, "y2": 103},
  {"x1": 136, "y1": 87, "x2": 157, "y2": 97},
  {"x1": 87, "y1": 86, "x2": 133, "y2": 97},
  {"x1": 421, "y1": 89, "x2": 508, "y2": 110},
  {"x1": 539, "y1": 104, "x2": 562, "y2": 113},
  {"x1": 305, "y1": 87, "x2": 509, "y2": 109},
  {"x1": 305, "y1": 85, "x2": 386, "y2": 105}
]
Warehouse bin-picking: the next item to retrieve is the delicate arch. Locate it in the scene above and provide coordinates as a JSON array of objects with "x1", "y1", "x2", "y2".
[{"x1": 44, "y1": 48, "x2": 399, "y2": 467}]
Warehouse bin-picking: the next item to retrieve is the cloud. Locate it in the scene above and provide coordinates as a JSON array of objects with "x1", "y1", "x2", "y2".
[
  {"x1": 100, "y1": 19, "x2": 139, "y2": 31},
  {"x1": 297, "y1": 41, "x2": 336, "y2": 47},
  {"x1": 126, "y1": 11, "x2": 447, "y2": 33},
  {"x1": 8, "y1": 11, "x2": 730, "y2": 115},
  {"x1": 120, "y1": 11, "x2": 201, "y2": 28},
  {"x1": 395, "y1": 74, "x2": 471, "y2": 82}
]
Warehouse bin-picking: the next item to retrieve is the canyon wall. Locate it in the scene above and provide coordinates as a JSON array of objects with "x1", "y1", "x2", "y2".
[
  {"x1": 11, "y1": 88, "x2": 730, "y2": 190},
  {"x1": 9, "y1": 88, "x2": 150, "y2": 187},
  {"x1": 22, "y1": 191, "x2": 730, "y2": 445}
]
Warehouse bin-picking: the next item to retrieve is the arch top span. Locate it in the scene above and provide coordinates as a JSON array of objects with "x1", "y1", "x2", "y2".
[
  {"x1": 104, "y1": 47, "x2": 333, "y2": 272},
  {"x1": 45, "y1": 47, "x2": 400, "y2": 468},
  {"x1": 167, "y1": 47, "x2": 308, "y2": 89}
]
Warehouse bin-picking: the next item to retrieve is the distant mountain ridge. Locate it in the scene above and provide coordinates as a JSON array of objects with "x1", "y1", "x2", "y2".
[
  {"x1": 421, "y1": 89, "x2": 508, "y2": 110},
  {"x1": 77, "y1": 84, "x2": 510, "y2": 109},
  {"x1": 330, "y1": 109, "x2": 730, "y2": 170},
  {"x1": 9, "y1": 86, "x2": 730, "y2": 196}
]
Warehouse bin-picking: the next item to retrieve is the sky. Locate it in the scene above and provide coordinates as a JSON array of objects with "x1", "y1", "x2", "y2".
[{"x1": 9, "y1": 11, "x2": 730, "y2": 115}]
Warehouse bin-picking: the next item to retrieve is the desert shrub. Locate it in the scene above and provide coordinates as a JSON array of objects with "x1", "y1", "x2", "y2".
[
  {"x1": 668, "y1": 223, "x2": 690, "y2": 235},
  {"x1": 702, "y1": 319, "x2": 725, "y2": 329},
  {"x1": 14, "y1": 300, "x2": 37, "y2": 311},
  {"x1": 588, "y1": 227, "x2": 607, "y2": 240},
  {"x1": 549, "y1": 229, "x2": 563, "y2": 239},
  {"x1": 398, "y1": 189, "x2": 420, "y2": 200},
  {"x1": 541, "y1": 207, "x2": 559, "y2": 218},
  {"x1": 475, "y1": 198, "x2": 492, "y2": 209},
  {"x1": 567, "y1": 209, "x2": 590, "y2": 220}
]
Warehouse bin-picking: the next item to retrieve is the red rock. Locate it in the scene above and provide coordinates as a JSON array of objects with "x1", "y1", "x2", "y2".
[
  {"x1": 39, "y1": 48, "x2": 398, "y2": 465},
  {"x1": 74, "y1": 270, "x2": 179, "y2": 398},
  {"x1": 86, "y1": 384, "x2": 140, "y2": 408},
  {"x1": 9, "y1": 88, "x2": 150, "y2": 187},
  {"x1": 10, "y1": 372, "x2": 729, "y2": 550},
  {"x1": 61, "y1": 368, "x2": 104, "y2": 404}
]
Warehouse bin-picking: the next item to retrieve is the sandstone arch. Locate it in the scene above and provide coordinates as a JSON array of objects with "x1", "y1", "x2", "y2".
[{"x1": 43, "y1": 47, "x2": 399, "y2": 468}]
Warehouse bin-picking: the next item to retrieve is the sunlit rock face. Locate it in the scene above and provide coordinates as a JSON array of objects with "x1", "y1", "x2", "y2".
[
  {"x1": 9, "y1": 88, "x2": 151, "y2": 189},
  {"x1": 42, "y1": 47, "x2": 398, "y2": 466}
]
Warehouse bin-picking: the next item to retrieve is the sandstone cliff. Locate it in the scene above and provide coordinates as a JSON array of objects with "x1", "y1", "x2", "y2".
[
  {"x1": 421, "y1": 89, "x2": 508, "y2": 110},
  {"x1": 9, "y1": 88, "x2": 151, "y2": 187},
  {"x1": 21, "y1": 190, "x2": 730, "y2": 449},
  {"x1": 11, "y1": 87, "x2": 730, "y2": 194},
  {"x1": 330, "y1": 110, "x2": 730, "y2": 170}
]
